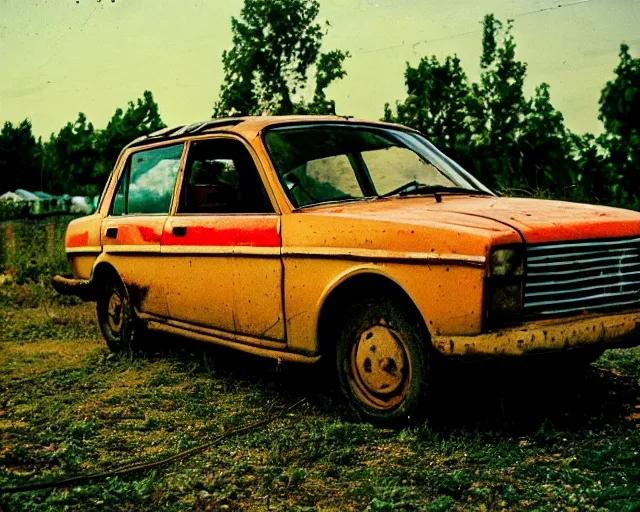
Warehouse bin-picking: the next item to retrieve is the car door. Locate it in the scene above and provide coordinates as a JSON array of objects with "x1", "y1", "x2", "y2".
[
  {"x1": 101, "y1": 142, "x2": 185, "y2": 317},
  {"x1": 161, "y1": 136, "x2": 285, "y2": 341}
]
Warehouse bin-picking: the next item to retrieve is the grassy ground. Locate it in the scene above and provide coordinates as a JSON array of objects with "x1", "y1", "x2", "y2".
[{"x1": 1, "y1": 282, "x2": 640, "y2": 511}]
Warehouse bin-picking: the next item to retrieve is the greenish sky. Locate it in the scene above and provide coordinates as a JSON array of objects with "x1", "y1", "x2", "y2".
[{"x1": 1, "y1": 0, "x2": 639, "y2": 138}]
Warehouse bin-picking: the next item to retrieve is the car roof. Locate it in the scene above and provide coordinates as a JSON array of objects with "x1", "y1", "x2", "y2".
[{"x1": 126, "y1": 115, "x2": 415, "y2": 149}]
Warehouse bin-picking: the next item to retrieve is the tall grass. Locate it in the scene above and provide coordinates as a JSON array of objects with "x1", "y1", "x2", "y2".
[{"x1": 0, "y1": 216, "x2": 78, "y2": 283}]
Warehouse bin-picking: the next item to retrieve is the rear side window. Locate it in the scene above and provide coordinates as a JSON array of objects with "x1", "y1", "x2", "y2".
[{"x1": 111, "y1": 143, "x2": 184, "y2": 215}]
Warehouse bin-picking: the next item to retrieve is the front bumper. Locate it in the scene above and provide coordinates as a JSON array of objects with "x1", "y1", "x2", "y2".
[{"x1": 432, "y1": 310, "x2": 640, "y2": 357}]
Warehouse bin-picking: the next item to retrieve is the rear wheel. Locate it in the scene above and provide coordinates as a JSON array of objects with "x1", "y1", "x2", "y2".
[
  {"x1": 335, "y1": 296, "x2": 431, "y2": 427},
  {"x1": 96, "y1": 275, "x2": 143, "y2": 354}
]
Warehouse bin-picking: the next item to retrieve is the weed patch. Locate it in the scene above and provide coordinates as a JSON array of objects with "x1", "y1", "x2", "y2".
[{"x1": 1, "y1": 300, "x2": 640, "y2": 510}]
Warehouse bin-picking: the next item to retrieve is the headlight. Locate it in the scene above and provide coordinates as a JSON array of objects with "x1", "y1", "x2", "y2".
[
  {"x1": 486, "y1": 246, "x2": 524, "y2": 328},
  {"x1": 490, "y1": 248, "x2": 524, "y2": 277}
]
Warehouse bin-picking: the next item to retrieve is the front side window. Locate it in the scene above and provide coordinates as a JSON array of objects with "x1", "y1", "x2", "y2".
[
  {"x1": 111, "y1": 143, "x2": 184, "y2": 215},
  {"x1": 264, "y1": 125, "x2": 492, "y2": 208}
]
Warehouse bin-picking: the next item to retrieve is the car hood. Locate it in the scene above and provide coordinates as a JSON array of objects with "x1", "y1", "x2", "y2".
[
  {"x1": 437, "y1": 195, "x2": 640, "y2": 243},
  {"x1": 308, "y1": 195, "x2": 640, "y2": 244}
]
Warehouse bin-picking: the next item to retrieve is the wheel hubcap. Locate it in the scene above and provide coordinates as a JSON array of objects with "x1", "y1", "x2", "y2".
[
  {"x1": 350, "y1": 323, "x2": 411, "y2": 409},
  {"x1": 107, "y1": 292, "x2": 124, "y2": 333}
]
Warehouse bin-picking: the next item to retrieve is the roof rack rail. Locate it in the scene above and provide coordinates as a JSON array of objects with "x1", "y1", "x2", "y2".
[
  {"x1": 190, "y1": 118, "x2": 244, "y2": 134},
  {"x1": 171, "y1": 122, "x2": 204, "y2": 138},
  {"x1": 126, "y1": 125, "x2": 186, "y2": 148},
  {"x1": 126, "y1": 118, "x2": 245, "y2": 149},
  {"x1": 149, "y1": 125, "x2": 186, "y2": 138}
]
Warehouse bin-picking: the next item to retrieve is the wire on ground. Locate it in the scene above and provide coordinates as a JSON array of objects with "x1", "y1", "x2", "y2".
[{"x1": 0, "y1": 398, "x2": 307, "y2": 495}]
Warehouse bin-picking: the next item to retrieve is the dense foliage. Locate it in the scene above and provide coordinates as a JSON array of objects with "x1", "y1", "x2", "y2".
[
  {"x1": 0, "y1": 120, "x2": 43, "y2": 193},
  {"x1": 596, "y1": 44, "x2": 640, "y2": 209},
  {"x1": 212, "y1": 0, "x2": 349, "y2": 116},
  {"x1": 1, "y1": 3, "x2": 639, "y2": 210},
  {"x1": 384, "y1": 15, "x2": 640, "y2": 208},
  {"x1": 41, "y1": 113, "x2": 100, "y2": 196},
  {"x1": 0, "y1": 91, "x2": 164, "y2": 199}
]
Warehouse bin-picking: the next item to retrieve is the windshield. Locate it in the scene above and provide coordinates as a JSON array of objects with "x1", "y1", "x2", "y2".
[{"x1": 264, "y1": 124, "x2": 493, "y2": 208}]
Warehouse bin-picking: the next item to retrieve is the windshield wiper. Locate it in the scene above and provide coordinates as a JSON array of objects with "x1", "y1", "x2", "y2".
[
  {"x1": 381, "y1": 181, "x2": 490, "y2": 198},
  {"x1": 399, "y1": 185, "x2": 490, "y2": 197}
]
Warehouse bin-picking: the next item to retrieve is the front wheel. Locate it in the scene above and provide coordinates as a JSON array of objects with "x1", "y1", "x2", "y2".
[
  {"x1": 335, "y1": 296, "x2": 432, "y2": 427},
  {"x1": 96, "y1": 275, "x2": 142, "y2": 354}
]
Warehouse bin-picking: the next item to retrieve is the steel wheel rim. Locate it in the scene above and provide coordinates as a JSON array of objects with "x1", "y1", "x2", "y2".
[
  {"x1": 349, "y1": 322, "x2": 412, "y2": 410},
  {"x1": 106, "y1": 290, "x2": 124, "y2": 334}
]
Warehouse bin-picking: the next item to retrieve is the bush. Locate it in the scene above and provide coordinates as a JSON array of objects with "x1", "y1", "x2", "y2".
[{"x1": 0, "y1": 216, "x2": 78, "y2": 283}]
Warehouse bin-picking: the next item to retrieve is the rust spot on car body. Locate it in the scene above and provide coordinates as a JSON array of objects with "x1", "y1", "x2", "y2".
[{"x1": 127, "y1": 283, "x2": 150, "y2": 310}]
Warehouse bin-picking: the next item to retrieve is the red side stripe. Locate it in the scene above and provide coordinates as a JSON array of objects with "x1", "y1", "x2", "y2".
[
  {"x1": 137, "y1": 225, "x2": 162, "y2": 244},
  {"x1": 162, "y1": 221, "x2": 280, "y2": 247},
  {"x1": 67, "y1": 231, "x2": 89, "y2": 248}
]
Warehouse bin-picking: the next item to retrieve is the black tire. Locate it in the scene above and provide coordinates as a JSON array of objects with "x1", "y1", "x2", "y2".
[
  {"x1": 96, "y1": 275, "x2": 143, "y2": 354},
  {"x1": 335, "y1": 295, "x2": 431, "y2": 427}
]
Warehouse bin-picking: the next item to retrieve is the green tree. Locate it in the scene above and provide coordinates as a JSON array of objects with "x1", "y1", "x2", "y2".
[
  {"x1": 385, "y1": 14, "x2": 575, "y2": 195},
  {"x1": 569, "y1": 132, "x2": 617, "y2": 205},
  {"x1": 35, "y1": 91, "x2": 165, "y2": 196},
  {"x1": 42, "y1": 113, "x2": 100, "y2": 195},
  {"x1": 597, "y1": 43, "x2": 640, "y2": 208},
  {"x1": 213, "y1": 0, "x2": 349, "y2": 117},
  {"x1": 517, "y1": 83, "x2": 575, "y2": 193},
  {"x1": 0, "y1": 119, "x2": 43, "y2": 194},
  {"x1": 95, "y1": 90, "x2": 166, "y2": 181},
  {"x1": 472, "y1": 19, "x2": 578, "y2": 194},
  {"x1": 466, "y1": 16, "x2": 531, "y2": 188},
  {"x1": 383, "y1": 55, "x2": 472, "y2": 158}
]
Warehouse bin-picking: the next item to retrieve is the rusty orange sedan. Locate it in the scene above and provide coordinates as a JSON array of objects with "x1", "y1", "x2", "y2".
[{"x1": 53, "y1": 116, "x2": 640, "y2": 426}]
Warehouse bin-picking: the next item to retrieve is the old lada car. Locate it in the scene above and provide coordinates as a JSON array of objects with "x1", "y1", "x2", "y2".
[{"x1": 53, "y1": 116, "x2": 640, "y2": 426}]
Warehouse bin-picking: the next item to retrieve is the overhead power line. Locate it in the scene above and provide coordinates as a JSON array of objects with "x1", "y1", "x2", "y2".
[{"x1": 355, "y1": 0, "x2": 597, "y2": 56}]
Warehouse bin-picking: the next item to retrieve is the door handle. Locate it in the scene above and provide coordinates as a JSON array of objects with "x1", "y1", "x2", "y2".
[
  {"x1": 105, "y1": 228, "x2": 118, "y2": 239},
  {"x1": 172, "y1": 226, "x2": 187, "y2": 237}
]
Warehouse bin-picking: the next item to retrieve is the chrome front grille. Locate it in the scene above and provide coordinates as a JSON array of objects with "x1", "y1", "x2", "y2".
[{"x1": 524, "y1": 237, "x2": 640, "y2": 317}]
